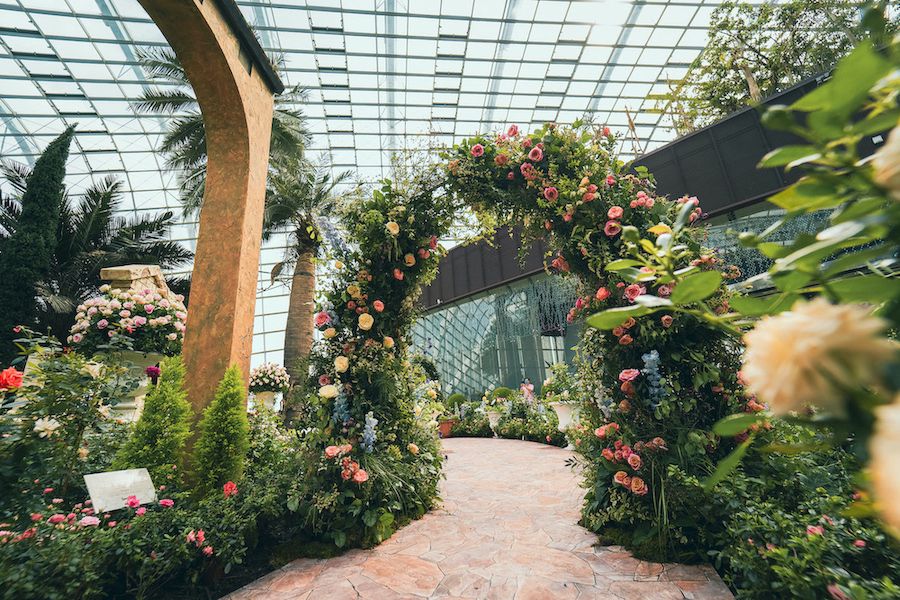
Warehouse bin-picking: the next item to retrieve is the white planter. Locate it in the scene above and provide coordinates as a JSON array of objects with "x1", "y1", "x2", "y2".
[
  {"x1": 253, "y1": 390, "x2": 277, "y2": 410},
  {"x1": 114, "y1": 351, "x2": 165, "y2": 423},
  {"x1": 486, "y1": 409, "x2": 503, "y2": 438},
  {"x1": 549, "y1": 401, "x2": 578, "y2": 450}
]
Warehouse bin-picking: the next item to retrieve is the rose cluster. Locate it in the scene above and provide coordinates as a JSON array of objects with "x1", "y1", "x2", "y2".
[
  {"x1": 323, "y1": 444, "x2": 369, "y2": 484},
  {"x1": 68, "y1": 285, "x2": 187, "y2": 355},
  {"x1": 249, "y1": 362, "x2": 290, "y2": 393}
]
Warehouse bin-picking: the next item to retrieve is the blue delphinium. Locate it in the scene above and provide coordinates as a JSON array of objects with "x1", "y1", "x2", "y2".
[
  {"x1": 362, "y1": 411, "x2": 378, "y2": 453},
  {"x1": 332, "y1": 394, "x2": 351, "y2": 425},
  {"x1": 641, "y1": 350, "x2": 665, "y2": 408}
]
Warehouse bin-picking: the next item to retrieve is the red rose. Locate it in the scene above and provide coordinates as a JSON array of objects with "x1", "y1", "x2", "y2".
[
  {"x1": 0, "y1": 367, "x2": 23, "y2": 390},
  {"x1": 223, "y1": 481, "x2": 238, "y2": 498}
]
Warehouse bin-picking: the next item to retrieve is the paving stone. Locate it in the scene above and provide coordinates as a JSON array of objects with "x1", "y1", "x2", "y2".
[{"x1": 226, "y1": 438, "x2": 733, "y2": 599}]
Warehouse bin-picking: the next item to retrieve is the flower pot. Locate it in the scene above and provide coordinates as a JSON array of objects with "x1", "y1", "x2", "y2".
[
  {"x1": 115, "y1": 351, "x2": 165, "y2": 422},
  {"x1": 438, "y1": 418, "x2": 457, "y2": 438},
  {"x1": 486, "y1": 409, "x2": 503, "y2": 438},
  {"x1": 253, "y1": 390, "x2": 277, "y2": 410},
  {"x1": 549, "y1": 401, "x2": 577, "y2": 450}
]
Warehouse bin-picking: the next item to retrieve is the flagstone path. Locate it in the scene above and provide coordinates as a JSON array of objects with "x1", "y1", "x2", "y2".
[{"x1": 226, "y1": 437, "x2": 732, "y2": 599}]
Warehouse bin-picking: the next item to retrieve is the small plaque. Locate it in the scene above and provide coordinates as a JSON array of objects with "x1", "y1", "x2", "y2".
[{"x1": 84, "y1": 468, "x2": 157, "y2": 513}]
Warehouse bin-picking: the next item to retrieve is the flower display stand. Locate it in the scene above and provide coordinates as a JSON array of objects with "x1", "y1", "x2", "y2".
[
  {"x1": 253, "y1": 391, "x2": 277, "y2": 410},
  {"x1": 550, "y1": 401, "x2": 577, "y2": 450},
  {"x1": 114, "y1": 351, "x2": 165, "y2": 422},
  {"x1": 486, "y1": 409, "x2": 503, "y2": 438}
]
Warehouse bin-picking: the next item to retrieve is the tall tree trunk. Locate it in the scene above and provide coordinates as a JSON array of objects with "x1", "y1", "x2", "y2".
[{"x1": 283, "y1": 248, "x2": 316, "y2": 383}]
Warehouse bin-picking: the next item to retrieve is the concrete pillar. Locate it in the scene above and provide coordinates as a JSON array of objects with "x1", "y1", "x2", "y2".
[{"x1": 137, "y1": 0, "x2": 282, "y2": 412}]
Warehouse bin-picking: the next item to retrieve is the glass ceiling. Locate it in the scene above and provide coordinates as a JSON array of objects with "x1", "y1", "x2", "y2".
[{"x1": 0, "y1": 0, "x2": 727, "y2": 366}]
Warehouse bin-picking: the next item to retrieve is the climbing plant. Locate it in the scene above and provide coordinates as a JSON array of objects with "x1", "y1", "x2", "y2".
[
  {"x1": 443, "y1": 122, "x2": 747, "y2": 559},
  {"x1": 289, "y1": 169, "x2": 459, "y2": 547}
]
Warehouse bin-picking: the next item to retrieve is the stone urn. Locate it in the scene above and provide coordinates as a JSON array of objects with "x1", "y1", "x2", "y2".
[
  {"x1": 253, "y1": 391, "x2": 277, "y2": 410},
  {"x1": 549, "y1": 401, "x2": 577, "y2": 450},
  {"x1": 486, "y1": 409, "x2": 503, "y2": 438},
  {"x1": 115, "y1": 350, "x2": 165, "y2": 422}
]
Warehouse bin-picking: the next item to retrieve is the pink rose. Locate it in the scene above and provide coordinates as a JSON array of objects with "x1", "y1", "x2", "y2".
[
  {"x1": 470, "y1": 144, "x2": 484, "y2": 157},
  {"x1": 582, "y1": 192, "x2": 595, "y2": 202},
  {"x1": 393, "y1": 268, "x2": 404, "y2": 281},
  {"x1": 47, "y1": 514, "x2": 66, "y2": 524},
  {"x1": 353, "y1": 469, "x2": 369, "y2": 483},
  {"x1": 603, "y1": 221, "x2": 621, "y2": 237},
  {"x1": 97, "y1": 319, "x2": 109, "y2": 329},
  {"x1": 136, "y1": 507, "x2": 146, "y2": 516},
  {"x1": 618, "y1": 369, "x2": 640, "y2": 382},
  {"x1": 126, "y1": 495, "x2": 140, "y2": 509},
  {"x1": 506, "y1": 171, "x2": 515, "y2": 180},
  {"x1": 607, "y1": 206, "x2": 624, "y2": 220},
  {"x1": 494, "y1": 154, "x2": 508, "y2": 166},
  {"x1": 314, "y1": 311, "x2": 331, "y2": 327},
  {"x1": 661, "y1": 315, "x2": 674, "y2": 328},
  {"x1": 595, "y1": 288, "x2": 610, "y2": 301},
  {"x1": 630, "y1": 477, "x2": 648, "y2": 496},
  {"x1": 630, "y1": 200, "x2": 638, "y2": 208},
  {"x1": 853, "y1": 539, "x2": 866, "y2": 548},
  {"x1": 575, "y1": 298, "x2": 585, "y2": 310},
  {"x1": 373, "y1": 300, "x2": 385, "y2": 312},
  {"x1": 806, "y1": 525, "x2": 824, "y2": 536},
  {"x1": 324, "y1": 445, "x2": 340, "y2": 459},
  {"x1": 606, "y1": 175, "x2": 616, "y2": 186},
  {"x1": 657, "y1": 284, "x2": 672, "y2": 297},
  {"x1": 623, "y1": 284, "x2": 646, "y2": 302},
  {"x1": 522, "y1": 138, "x2": 533, "y2": 148},
  {"x1": 144, "y1": 304, "x2": 155, "y2": 313},
  {"x1": 507, "y1": 124, "x2": 519, "y2": 137},
  {"x1": 827, "y1": 584, "x2": 851, "y2": 600},
  {"x1": 223, "y1": 481, "x2": 238, "y2": 498},
  {"x1": 79, "y1": 516, "x2": 100, "y2": 527},
  {"x1": 318, "y1": 375, "x2": 331, "y2": 386},
  {"x1": 543, "y1": 187, "x2": 558, "y2": 202},
  {"x1": 203, "y1": 546, "x2": 214, "y2": 556},
  {"x1": 159, "y1": 499, "x2": 174, "y2": 508},
  {"x1": 528, "y1": 147, "x2": 543, "y2": 162},
  {"x1": 627, "y1": 454, "x2": 642, "y2": 470}
]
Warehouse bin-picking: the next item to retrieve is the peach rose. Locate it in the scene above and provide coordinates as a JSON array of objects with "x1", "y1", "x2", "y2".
[
  {"x1": 353, "y1": 469, "x2": 369, "y2": 483},
  {"x1": 627, "y1": 454, "x2": 642, "y2": 470},
  {"x1": 324, "y1": 445, "x2": 340, "y2": 459},
  {"x1": 630, "y1": 477, "x2": 648, "y2": 495}
]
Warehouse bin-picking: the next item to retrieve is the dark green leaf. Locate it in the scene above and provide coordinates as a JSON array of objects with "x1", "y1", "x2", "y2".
[
  {"x1": 703, "y1": 437, "x2": 753, "y2": 491},
  {"x1": 670, "y1": 271, "x2": 722, "y2": 304},
  {"x1": 829, "y1": 274, "x2": 900, "y2": 303},
  {"x1": 729, "y1": 294, "x2": 799, "y2": 316},
  {"x1": 585, "y1": 305, "x2": 653, "y2": 329},
  {"x1": 713, "y1": 413, "x2": 767, "y2": 437},
  {"x1": 758, "y1": 145, "x2": 820, "y2": 168}
]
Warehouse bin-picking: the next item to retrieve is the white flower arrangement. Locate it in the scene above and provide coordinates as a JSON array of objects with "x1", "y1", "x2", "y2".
[
  {"x1": 68, "y1": 285, "x2": 187, "y2": 355},
  {"x1": 249, "y1": 362, "x2": 290, "y2": 393}
]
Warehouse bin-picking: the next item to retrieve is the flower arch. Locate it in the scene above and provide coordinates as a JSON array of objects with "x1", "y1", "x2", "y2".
[{"x1": 442, "y1": 122, "x2": 750, "y2": 559}]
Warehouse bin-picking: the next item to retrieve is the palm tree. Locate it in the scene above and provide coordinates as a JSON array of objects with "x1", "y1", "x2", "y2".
[
  {"x1": 0, "y1": 162, "x2": 193, "y2": 341},
  {"x1": 134, "y1": 47, "x2": 311, "y2": 215},
  {"x1": 263, "y1": 153, "x2": 353, "y2": 381}
]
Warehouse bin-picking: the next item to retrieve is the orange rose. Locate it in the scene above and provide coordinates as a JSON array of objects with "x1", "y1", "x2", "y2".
[
  {"x1": 630, "y1": 476, "x2": 648, "y2": 496},
  {"x1": 613, "y1": 471, "x2": 631, "y2": 487}
]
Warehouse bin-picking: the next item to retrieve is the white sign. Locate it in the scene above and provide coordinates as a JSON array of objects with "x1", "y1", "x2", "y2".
[{"x1": 84, "y1": 468, "x2": 157, "y2": 513}]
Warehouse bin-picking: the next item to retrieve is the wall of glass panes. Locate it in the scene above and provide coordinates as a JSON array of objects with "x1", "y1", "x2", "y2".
[{"x1": 411, "y1": 274, "x2": 580, "y2": 398}]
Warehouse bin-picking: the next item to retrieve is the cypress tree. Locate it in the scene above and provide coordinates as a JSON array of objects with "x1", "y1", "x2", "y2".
[
  {"x1": 0, "y1": 127, "x2": 75, "y2": 363},
  {"x1": 113, "y1": 356, "x2": 193, "y2": 482},
  {"x1": 193, "y1": 365, "x2": 250, "y2": 496}
]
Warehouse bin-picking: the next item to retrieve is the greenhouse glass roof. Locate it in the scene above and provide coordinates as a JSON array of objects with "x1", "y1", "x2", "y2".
[{"x1": 0, "y1": 0, "x2": 726, "y2": 364}]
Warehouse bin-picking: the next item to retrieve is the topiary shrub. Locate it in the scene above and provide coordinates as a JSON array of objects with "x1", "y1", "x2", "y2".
[
  {"x1": 0, "y1": 127, "x2": 75, "y2": 363},
  {"x1": 445, "y1": 392, "x2": 467, "y2": 412},
  {"x1": 193, "y1": 365, "x2": 249, "y2": 496},
  {"x1": 491, "y1": 386, "x2": 515, "y2": 400},
  {"x1": 113, "y1": 356, "x2": 192, "y2": 481}
]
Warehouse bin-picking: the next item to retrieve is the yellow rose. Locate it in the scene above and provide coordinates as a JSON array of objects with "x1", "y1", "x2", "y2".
[
  {"x1": 427, "y1": 389, "x2": 437, "y2": 399},
  {"x1": 323, "y1": 327, "x2": 337, "y2": 339},
  {"x1": 319, "y1": 384, "x2": 338, "y2": 399},
  {"x1": 404, "y1": 253, "x2": 416, "y2": 267},
  {"x1": 383, "y1": 336, "x2": 395, "y2": 349},
  {"x1": 358, "y1": 313, "x2": 374, "y2": 331},
  {"x1": 347, "y1": 284, "x2": 361, "y2": 299},
  {"x1": 334, "y1": 356, "x2": 349, "y2": 373},
  {"x1": 334, "y1": 260, "x2": 344, "y2": 270},
  {"x1": 407, "y1": 443, "x2": 419, "y2": 455},
  {"x1": 386, "y1": 221, "x2": 400, "y2": 236}
]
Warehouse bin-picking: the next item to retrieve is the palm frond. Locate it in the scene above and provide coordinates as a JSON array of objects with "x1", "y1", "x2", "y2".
[
  {"x1": 1, "y1": 159, "x2": 31, "y2": 197},
  {"x1": 136, "y1": 47, "x2": 188, "y2": 83},
  {"x1": 135, "y1": 88, "x2": 197, "y2": 114}
]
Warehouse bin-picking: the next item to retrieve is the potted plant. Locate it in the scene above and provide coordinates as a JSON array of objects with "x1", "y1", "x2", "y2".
[
  {"x1": 67, "y1": 284, "x2": 187, "y2": 421},
  {"x1": 542, "y1": 365, "x2": 578, "y2": 449},
  {"x1": 438, "y1": 392, "x2": 467, "y2": 438},
  {"x1": 249, "y1": 362, "x2": 290, "y2": 410}
]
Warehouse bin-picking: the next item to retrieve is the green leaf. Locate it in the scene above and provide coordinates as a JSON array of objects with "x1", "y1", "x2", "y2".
[
  {"x1": 703, "y1": 437, "x2": 753, "y2": 491},
  {"x1": 761, "y1": 441, "x2": 831, "y2": 455},
  {"x1": 829, "y1": 275, "x2": 900, "y2": 303},
  {"x1": 773, "y1": 270, "x2": 813, "y2": 293},
  {"x1": 850, "y1": 108, "x2": 900, "y2": 137},
  {"x1": 769, "y1": 179, "x2": 842, "y2": 211},
  {"x1": 333, "y1": 531, "x2": 346, "y2": 548},
  {"x1": 670, "y1": 271, "x2": 722, "y2": 305},
  {"x1": 791, "y1": 42, "x2": 890, "y2": 118},
  {"x1": 758, "y1": 145, "x2": 820, "y2": 168},
  {"x1": 729, "y1": 294, "x2": 799, "y2": 316},
  {"x1": 286, "y1": 496, "x2": 299, "y2": 512},
  {"x1": 379, "y1": 512, "x2": 395, "y2": 526},
  {"x1": 363, "y1": 510, "x2": 377, "y2": 527},
  {"x1": 605, "y1": 259, "x2": 642, "y2": 271},
  {"x1": 712, "y1": 413, "x2": 767, "y2": 437},
  {"x1": 585, "y1": 305, "x2": 653, "y2": 329},
  {"x1": 634, "y1": 295, "x2": 672, "y2": 308},
  {"x1": 822, "y1": 244, "x2": 889, "y2": 278}
]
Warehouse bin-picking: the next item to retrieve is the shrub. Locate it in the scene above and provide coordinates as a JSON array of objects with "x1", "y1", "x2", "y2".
[
  {"x1": 193, "y1": 366, "x2": 249, "y2": 496},
  {"x1": 445, "y1": 392, "x2": 467, "y2": 411},
  {"x1": 113, "y1": 356, "x2": 192, "y2": 481},
  {"x1": 0, "y1": 127, "x2": 74, "y2": 363}
]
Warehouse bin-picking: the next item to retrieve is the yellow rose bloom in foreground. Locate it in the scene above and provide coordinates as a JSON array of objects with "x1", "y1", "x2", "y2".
[
  {"x1": 742, "y1": 298, "x2": 895, "y2": 416},
  {"x1": 323, "y1": 327, "x2": 337, "y2": 339},
  {"x1": 319, "y1": 384, "x2": 338, "y2": 399},
  {"x1": 334, "y1": 356, "x2": 349, "y2": 373},
  {"x1": 404, "y1": 253, "x2": 416, "y2": 267},
  {"x1": 383, "y1": 336, "x2": 395, "y2": 349},
  {"x1": 871, "y1": 395, "x2": 900, "y2": 537},
  {"x1": 386, "y1": 221, "x2": 400, "y2": 236},
  {"x1": 358, "y1": 313, "x2": 374, "y2": 331}
]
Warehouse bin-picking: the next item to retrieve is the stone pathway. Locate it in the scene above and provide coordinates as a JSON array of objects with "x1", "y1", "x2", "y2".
[{"x1": 226, "y1": 438, "x2": 732, "y2": 599}]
